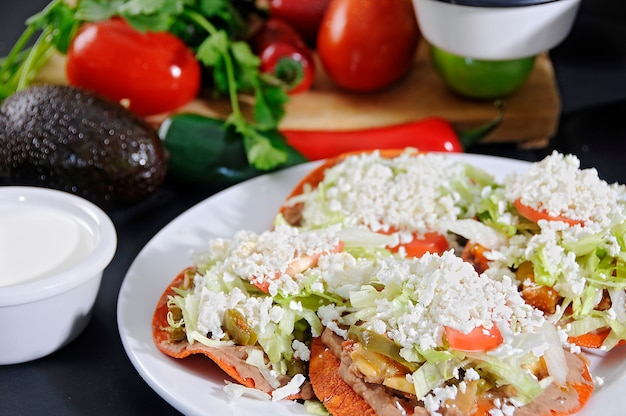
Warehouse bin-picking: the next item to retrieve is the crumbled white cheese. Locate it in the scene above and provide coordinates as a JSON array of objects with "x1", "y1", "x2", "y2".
[
  {"x1": 292, "y1": 339, "x2": 310, "y2": 361},
  {"x1": 289, "y1": 300, "x2": 303, "y2": 312},
  {"x1": 424, "y1": 385, "x2": 457, "y2": 415},
  {"x1": 187, "y1": 224, "x2": 355, "y2": 369},
  {"x1": 294, "y1": 150, "x2": 491, "y2": 237},
  {"x1": 486, "y1": 154, "x2": 626, "y2": 317},
  {"x1": 464, "y1": 368, "x2": 480, "y2": 381},
  {"x1": 317, "y1": 304, "x2": 349, "y2": 339},
  {"x1": 196, "y1": 288, "x2": 229, "y2": 339},
  {"x1": 195, "y1": 288, "x2": 283, "y2": 341},
  {"x1": 487, "y1": 399, "x2": 518, "y2": 416},
  {"x1": 316, "y1": 252, "x2": 376, "y2": 299},
  {"x1": 458, "y1": 381, "x2": 467, "y2": 394},
  {"x1": 317, "y1": 304, "x2": 346, "y2": 324},
  {"x1": 364, "y1": 251, "x2": 544, "y2": 351},
  {"x1": 505, "y1": 150, "x2": 626, "y2": 230},
  {"x1": 197, "y1": 225, "x2": 342, "y2": 297}
]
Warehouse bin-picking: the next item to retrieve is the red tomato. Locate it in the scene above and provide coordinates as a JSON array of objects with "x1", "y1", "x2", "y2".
[
  {"x1": 270, "y1": 0, "x2": 332, "y2": 46},
  {"x1": 316, "y1": 0, "x2": 420, "y2": 92},
  {"x1": 445, "y1": 324, "x2": 503, "y2": 352},
  {"x1": 514, "y1": 199, "x2": 584, "y2": 227},
  {"x1": 66, "y1": 18, "x2": 201, "y2": 117},
  {"x1": 386, "y1": 231, "x2": 449, "y2": 258},
  {"x1": 252, "y1": 18, "x2": 316, "y2": 94}
]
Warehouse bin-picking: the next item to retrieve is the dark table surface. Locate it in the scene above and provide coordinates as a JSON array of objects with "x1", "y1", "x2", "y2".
[{"x1": 1, "y1": 1, "x2": 626, "y2": 415}]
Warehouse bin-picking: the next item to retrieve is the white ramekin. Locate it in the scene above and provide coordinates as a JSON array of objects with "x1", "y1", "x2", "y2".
[
  {"x1": 413, "y1": 0, "x2": 581, "y2": 60},
  {"x1": 0, "y1": 186, "x2": 117, "y2": 365}
]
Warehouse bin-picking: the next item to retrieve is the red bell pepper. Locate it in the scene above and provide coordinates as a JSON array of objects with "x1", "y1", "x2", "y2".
[
  {"x1": 252, "y1": 18, "x2": 315, "y2": 94},
  {"x1": 281, "y1": 101, "x2": 504, "y2": 160}
]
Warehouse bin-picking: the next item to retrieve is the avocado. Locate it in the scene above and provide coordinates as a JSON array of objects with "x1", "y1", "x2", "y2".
[{"x1": 0, "y1": 84, "x2": 168, "y2": 204}]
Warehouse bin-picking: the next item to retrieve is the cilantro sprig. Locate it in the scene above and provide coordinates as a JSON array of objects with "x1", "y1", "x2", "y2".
[
  {"x1": 0, "y1": 0, "x2": 296, "y2": 171},
  {"x1": 0, "y1": 0, "x2": 76, "y2": 100},
  {"x1": 183, "y1": 8, "x2": 290, "y2": 170}
]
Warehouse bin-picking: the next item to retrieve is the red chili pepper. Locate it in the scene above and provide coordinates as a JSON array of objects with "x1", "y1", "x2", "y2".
[
  {"x1": 281, "y1": 102, "x2": 504, "y2": 160},
  {"x1": 252, "y1": 18, "x2": 315, "y2": 94}
]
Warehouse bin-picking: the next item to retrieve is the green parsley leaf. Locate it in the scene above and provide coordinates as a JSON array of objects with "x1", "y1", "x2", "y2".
[
  {"x1": 240, "y1": 126, "x2": 289, "y2": 171},
  {"x1": 25, "y1": 0, "x2": 78, "y2": 53},
  {"x1": 229, "y1": 40, "x2": 260, "y2": 92},
  {"x1": 198, "y1": 0, "x2": 230, "y2": 17},
  {"x1": 196, "y1": 30, "x2": 229, "y2": 67},
  {"x1": 254, "y1": 84, "x2": 288, "y2": 130},
  {"x1": 117, "y1": 0, "x2": 170, "y2": 16},
  {"x1": 2, "y1": 0, "x2": 301, "y2": 174},
  {"x1": 119, "y1": 0, "x2": 183, "y2": 31},
  {"x1": 73, "y1": 0, "x2": 119, "y2": 22}
]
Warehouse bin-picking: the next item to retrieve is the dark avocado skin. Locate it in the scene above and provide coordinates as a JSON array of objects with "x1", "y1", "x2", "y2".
[{"x1": 0, "y1": 84, "x2": 168, "y2": 204}]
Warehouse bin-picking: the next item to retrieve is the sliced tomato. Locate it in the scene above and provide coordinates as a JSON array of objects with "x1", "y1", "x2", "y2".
[
  {"x1": 445, "y1": 324, "x2": 503, "y2": 352},
  {"x1": 514, "y1": 199, "x2": 584, "y2": 227},
  {"x1": 568, "y1": 330, "x2": 611, "y2": 349},
  {"x1": 567, "y1": 328, "x2": 626, "y2": 349},
  {"x1": 386, "y1": 231, "x2": 449, "y2": 258}
]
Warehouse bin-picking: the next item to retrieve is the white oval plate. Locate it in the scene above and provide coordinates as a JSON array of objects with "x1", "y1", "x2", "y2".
[{"x1": 117, "y1": 153, "x2": 626, "y2": 416}]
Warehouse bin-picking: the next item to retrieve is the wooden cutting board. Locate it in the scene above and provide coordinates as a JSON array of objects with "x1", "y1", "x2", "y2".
[{"x1": 37, "y1": 39, "x2": 560, "y2": 148}]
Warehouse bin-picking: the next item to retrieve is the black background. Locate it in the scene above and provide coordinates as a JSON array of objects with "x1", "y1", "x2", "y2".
[{"x1": 1, "y1": 1, "x2": 625, "y2": 415}]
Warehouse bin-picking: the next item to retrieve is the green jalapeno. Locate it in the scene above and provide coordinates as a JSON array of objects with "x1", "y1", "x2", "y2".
[{"x1": 158, "y1": 113, "x2": 307, "y2": 185}]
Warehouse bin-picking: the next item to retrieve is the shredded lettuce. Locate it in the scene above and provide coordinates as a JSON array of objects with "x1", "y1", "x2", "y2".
[
  {"x1": 441, "y1": 218, "x2": 507, "y2": 250},
  {"x1": 166, "y1": 224, "x2": 398, "y2": 379},
  {"x1": 561, "y1": 231, "x2": 607, "y2": 257},
  {"x1": 412, "y1": 357, "x2": 464, "y2": 399},
  {"x1": 347, "y1": 259, "x2": 554, "y2": 406},
  {"x1": 475, "y1": 186, "x2": 519, "y2": 237},
  {"x1": 566, "y1": 315, "x2": 608, "y2": 337},
  {"x1": 303, "y1": 400, "x2": 330, "y2": 415},
  {"x1": 465, "y1": 164, "x2": 496, "y2": 188},
  {"x1": 472, "y1": 164, "x2": 626, "y2": 347},
  {"x1": 516, "y1": 219, "x2": 626, "y2": 347},
  {"x1": 468, "y1": 352, "x2": 544, "y2": 405}
]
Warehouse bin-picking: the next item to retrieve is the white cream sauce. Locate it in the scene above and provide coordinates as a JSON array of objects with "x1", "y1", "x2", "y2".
[{"x1": 0, "y1": 207, "x2": 95, "y2": 287}]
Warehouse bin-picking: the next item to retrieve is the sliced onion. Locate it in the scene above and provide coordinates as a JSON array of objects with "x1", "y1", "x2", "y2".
[
  {"x1": 271, "y1": 373, "x2": 306, "y2": 401},
  {"x1": 441, "y1": 219, "x2": 507, "y2": 250},
  {"x1": 540, "y1": 322, "x2": 568, "y2": 384},
  {"x1": 223, "y1": 381, "x2": 271, "y2": 402}
]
